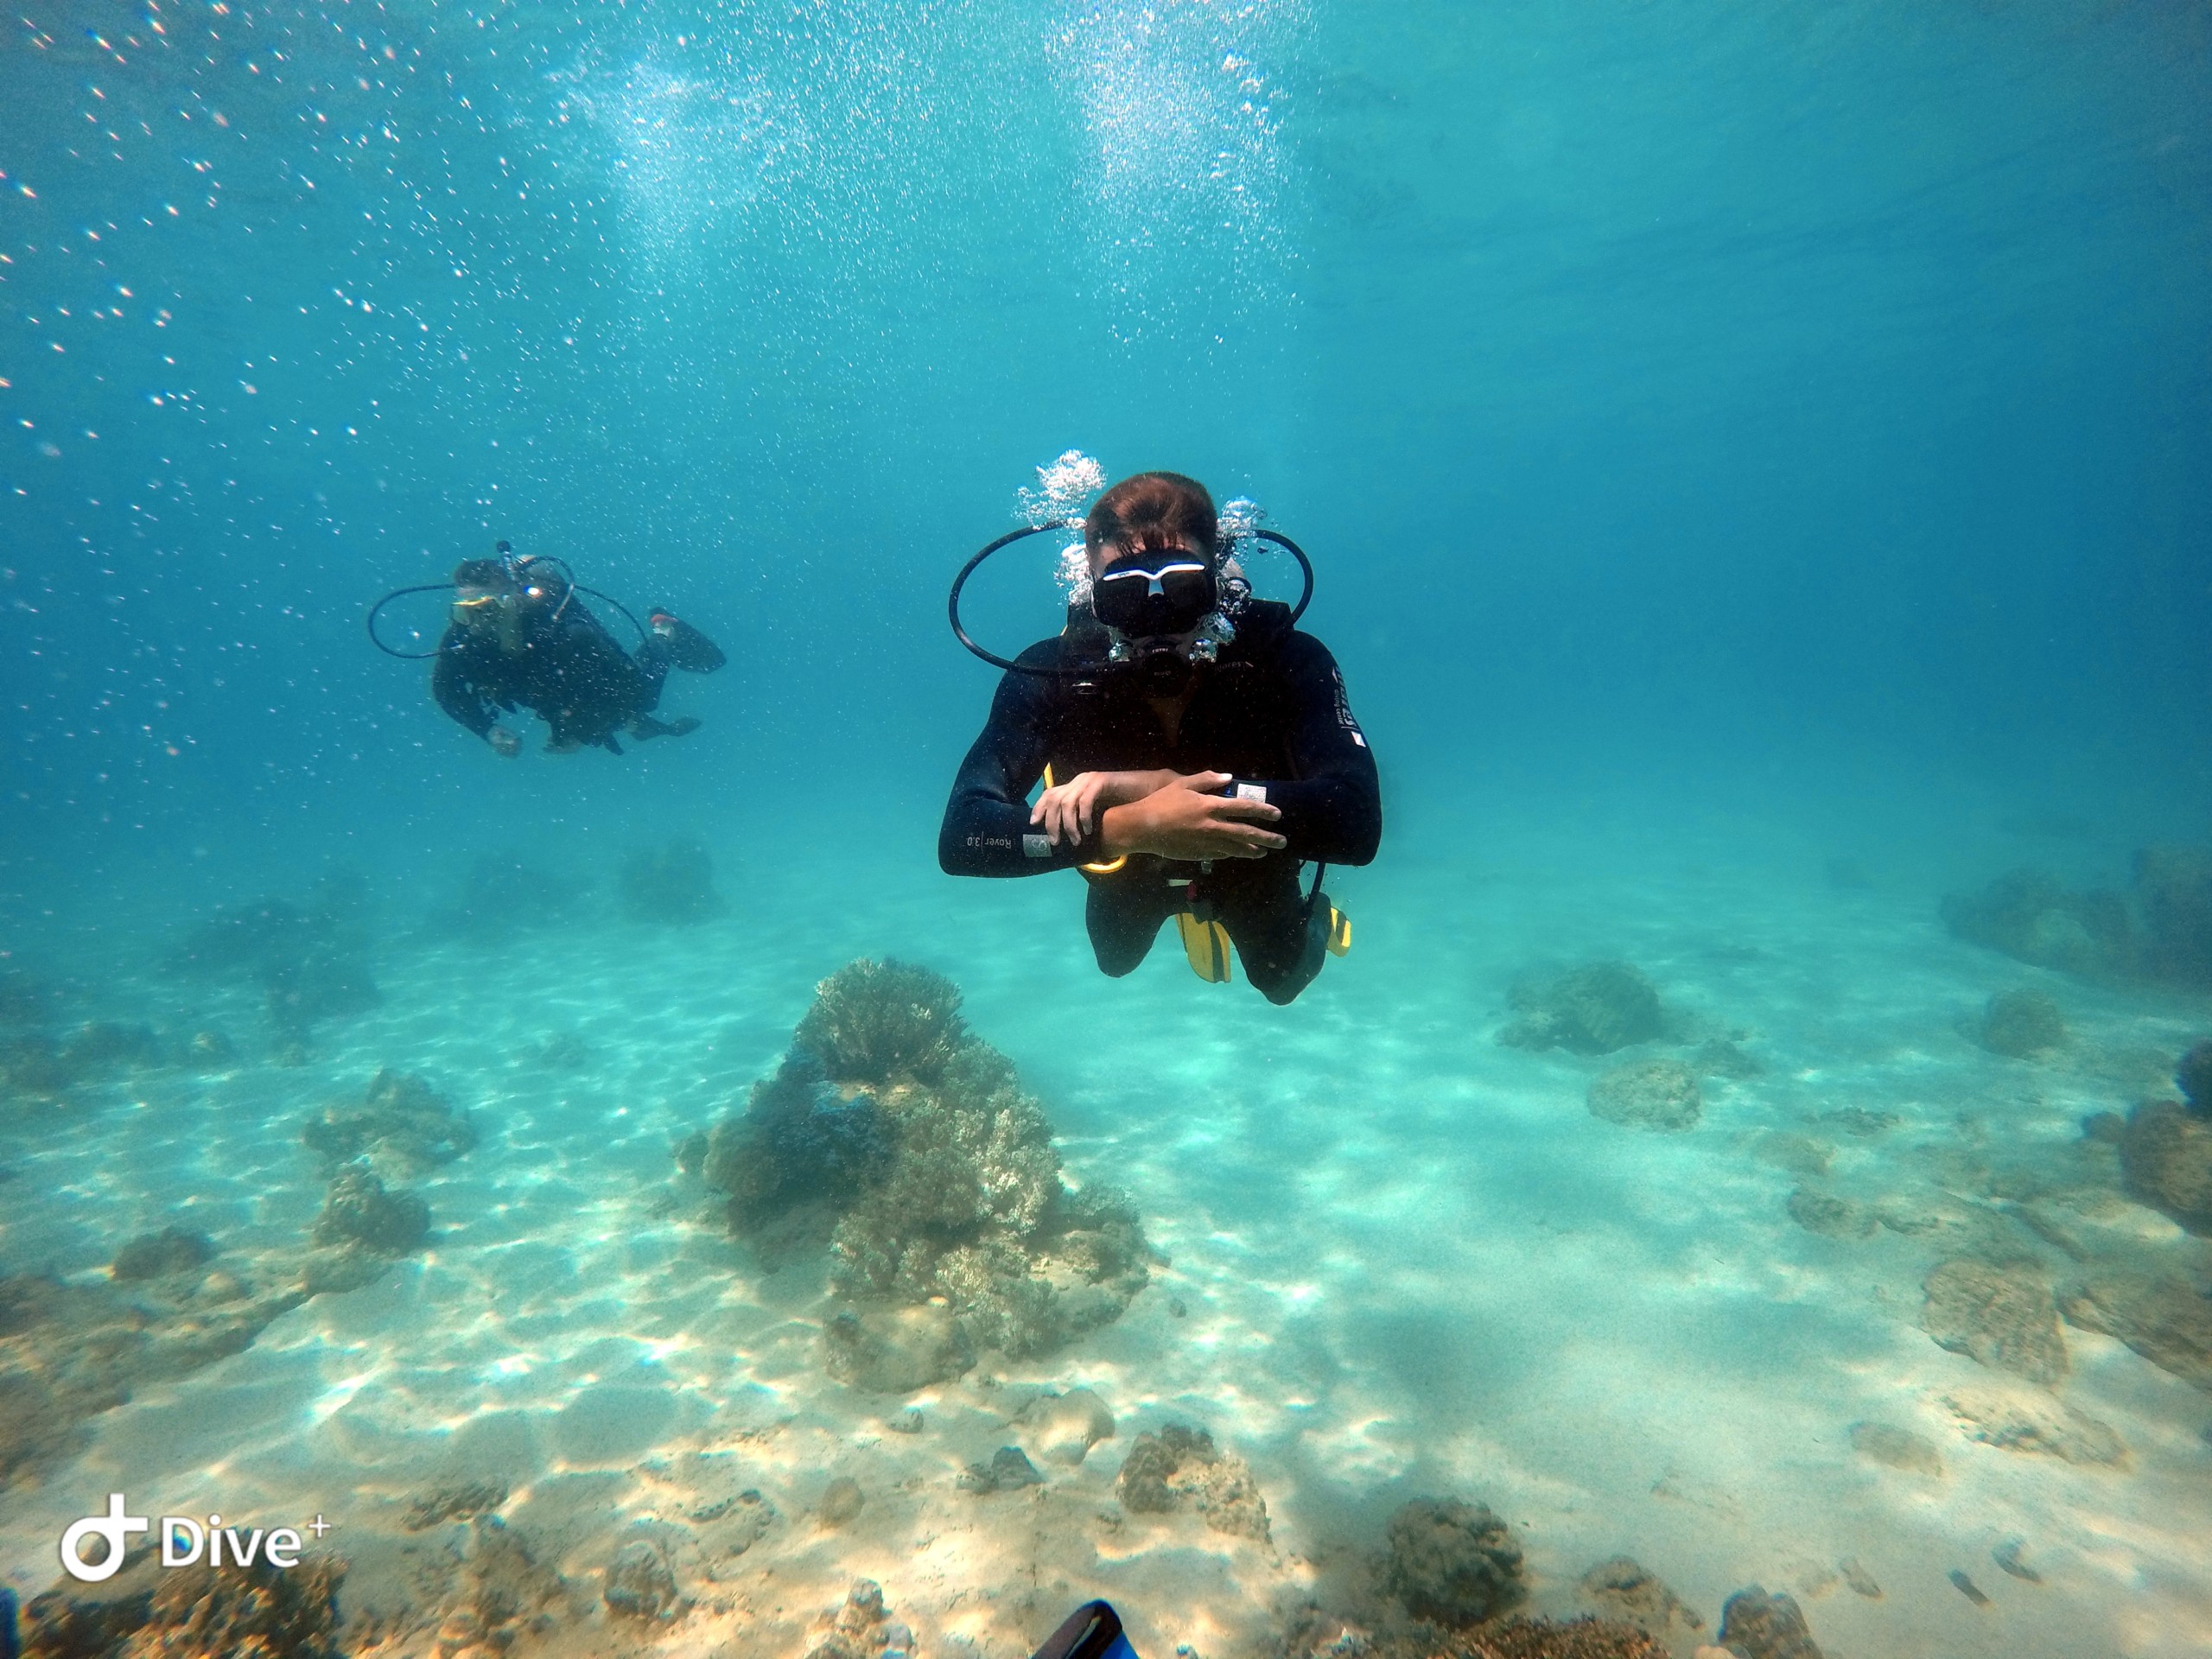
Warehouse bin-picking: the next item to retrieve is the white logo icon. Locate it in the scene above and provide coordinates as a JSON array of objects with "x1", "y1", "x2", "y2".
[{"x1": 60, "y1": 1494, "x2": 149, "y2": 1584}]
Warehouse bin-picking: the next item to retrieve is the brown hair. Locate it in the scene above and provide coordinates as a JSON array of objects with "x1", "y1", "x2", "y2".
[{"x1": 1084, "y1": 472, "x2": 1217, "y2": 561}]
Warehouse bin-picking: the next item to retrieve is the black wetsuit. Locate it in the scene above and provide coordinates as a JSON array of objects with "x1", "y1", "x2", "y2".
[
  {"x1": 432, "y1": 597, "x2": 672, "y2": 754},
  {"x1": 939, "y1": 601, "x2": 1382, "y2": 1003}
]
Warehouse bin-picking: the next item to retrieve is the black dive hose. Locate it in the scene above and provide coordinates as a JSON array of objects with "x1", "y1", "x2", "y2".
[
  {"x1": 948, "y1": 520, "x2": 1314, "y2": 677},
  {"x1": 366, "y1": 580, "x2": 651, "y2": 659}
]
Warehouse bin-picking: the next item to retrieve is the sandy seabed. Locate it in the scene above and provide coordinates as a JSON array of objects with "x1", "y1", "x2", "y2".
[{"x1": 3, "y1": 796, "x2": 2209, "y2": 1659}]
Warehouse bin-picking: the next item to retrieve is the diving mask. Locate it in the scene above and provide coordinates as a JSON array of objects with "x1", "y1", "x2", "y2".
[
  {"x1": 450, "y1": 588, "x2": 505, "y2": 629},
  {"x1": 1090, "y1": 552, "x2": 1217, "y2": 637}
]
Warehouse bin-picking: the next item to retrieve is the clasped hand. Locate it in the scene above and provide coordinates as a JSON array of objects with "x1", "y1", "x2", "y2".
[{"x1": 1032, "y1": 769, "x2": 1286, "y2": 861}]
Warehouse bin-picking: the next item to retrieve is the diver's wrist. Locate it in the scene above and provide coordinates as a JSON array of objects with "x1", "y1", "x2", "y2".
[{"x1": 1097, "y1": 801, "x2": 1143, "y2": 857}]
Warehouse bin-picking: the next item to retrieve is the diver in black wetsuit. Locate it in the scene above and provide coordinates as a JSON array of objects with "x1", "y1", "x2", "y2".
[
  {"x1": 430, "y1": 553, "x2": 725, "y2": 756},
  {"x1": 939, "y1": 472, "x2": 1381, "y2": 1005}
]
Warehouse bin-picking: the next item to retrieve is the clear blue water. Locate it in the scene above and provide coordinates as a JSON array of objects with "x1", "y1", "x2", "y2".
[{"x1": 3, "y1": 3, "x2": 2211, "y2": 1656}]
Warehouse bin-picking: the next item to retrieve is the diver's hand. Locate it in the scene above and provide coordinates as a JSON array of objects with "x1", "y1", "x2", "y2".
[
  {"x1": 487, "y1": 726, "x2": 522, "y2": 758},
  {"x1": 1031, "y1": 769, "x2": 1176, "y2": 847},
  {"x1": 1099, "y1": 771, "x2": 1285, "y2": 861}
]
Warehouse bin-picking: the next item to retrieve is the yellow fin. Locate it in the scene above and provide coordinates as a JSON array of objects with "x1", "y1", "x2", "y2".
[
  {"x1": 1175, "y1": 912, "x2": 1235, "y2": 982},
  {"x1": 1326, "y1": 906, "x2": 1352, "y2": 957}
]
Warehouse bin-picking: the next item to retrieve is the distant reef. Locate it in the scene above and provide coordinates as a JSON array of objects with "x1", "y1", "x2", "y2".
[
  {"x1": 677, "y1": 958, "x2": 1153, "y2": 1390},
  {"x1": 1942, "y1": 843, "x2": 2212, "y2": 987},
  {"x1": 165, "y1": 868, "x2": 381, "y2": 1043}
]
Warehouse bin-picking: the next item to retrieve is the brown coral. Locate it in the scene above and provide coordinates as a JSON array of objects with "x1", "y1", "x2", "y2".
[{"x1": 1116, "y1": 1423, "x2": 1271, "y2": 1541}]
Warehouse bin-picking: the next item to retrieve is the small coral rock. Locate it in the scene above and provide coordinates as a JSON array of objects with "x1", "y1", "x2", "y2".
[
  {"x1": 2120, "y1": 1099, "x2": 2212, "y2": 1234},
  {"x1": 2062, "y1": 1271, "x2": 2212, "y2": 1393},
  {"x1": 822, "y1": 1303, "x2": 975, "y2": 1393},
  {"x1": 1381, "y1": 1497, "x2": 1525, "y2": 1627},
  {"x1": 303, "y1": 1068, "x2": 476, "y2": 1174},
  {"x1": 1116, "y1": 1423, "x2": 1270, "y2": 1541},
  {"x1": 1977, "y1": 988, "x2": 2067, "y2": 1058},
  {"x1": 312, "y1": 1164, "x2": 430, "y2": 1255},
  {"x1": 1787, "y1": 1187, "x2": 1874, "y2": 1238},
  {"x1": 1942, "y1": 1383, "x2": 2129, "y2": 1466},
  {"x1": 1502, "y1": 962, "x2": 1664, "y2": 1054},
  {"x1": 819, "y1": 1476, "x2": 866, "y2": 1526},
  {"x1": 1587, "y1": 1058, "x2": 1700, "y2": 1131},
  {"x1": 1921, "y1": 1257, "x2": 2069, "y2": 1385},
  {"x1": 1579, "y1": 1556, "x2": 1703, "y2": 1640},
  {"x1": 404, "y1": 1479, "x2": 509, "y2": 1531},
  {"x1": 1715, "y1": 1586, "x2": 1822, "y2": 1659},
  {"x1": 111, "y1": 1227, "x2": 215, "y2": 1282},
  {"x1": 1847, "y1": 1421, "x2": 1942, "y2": 1478},
  {"x1": 958, "y1": 1446, "x2": 1045, "y2": 1493},
  {"x1": 603, "y1": 1541, "x2": 680, "y2": 1621},
  {"x1": 1029, "y1": 1385, "x2": 1116, "y2": 1466}
]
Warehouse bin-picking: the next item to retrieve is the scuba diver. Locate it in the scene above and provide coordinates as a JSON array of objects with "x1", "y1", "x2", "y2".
[
  {"x1": 939, "y1": 472, "x2": 1380, "y2": 1005},
  {"x1": 369, "y1": 543, "x2": 726, "y2": 756}
]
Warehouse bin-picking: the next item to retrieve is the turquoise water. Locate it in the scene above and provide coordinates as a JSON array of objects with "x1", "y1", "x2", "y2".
[{"x1": 3, "y1": 3, "x2": 2211, "y2": 1656}]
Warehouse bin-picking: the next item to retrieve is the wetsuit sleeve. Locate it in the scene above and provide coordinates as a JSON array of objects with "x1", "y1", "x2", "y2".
[
  {"x1": 430, "y1": 639, "x2": 499, "y2": 739},
  {"x1": 1236, "y1": 632, "x2": 1382, "y2": 865},
  {"x1": 938, "y1": 653, "x2": 1099, "y2": 877}
]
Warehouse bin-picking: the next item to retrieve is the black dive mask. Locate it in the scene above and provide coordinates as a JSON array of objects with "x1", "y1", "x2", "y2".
[{"x1": 1090, "y1": 552, "x2": 1216, "y2": 637}]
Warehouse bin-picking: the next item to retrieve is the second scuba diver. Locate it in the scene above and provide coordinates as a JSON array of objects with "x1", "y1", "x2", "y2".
[
  {"x1": 938, "y1": 472, "x2": 1381, "y2": 1004},
  {"x1": 427, "y1": 546, "x2": 726, "y2": 757}
]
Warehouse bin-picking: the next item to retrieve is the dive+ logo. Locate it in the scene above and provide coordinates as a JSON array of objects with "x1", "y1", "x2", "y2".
[{"x1": 59, "y1": 1495, "x2": 333, "y2": 1584}]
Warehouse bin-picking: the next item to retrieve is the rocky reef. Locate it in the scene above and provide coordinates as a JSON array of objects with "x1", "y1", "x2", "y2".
[
  {"x1": 1942, "y1": 844, "x2": 2212, "y2": 988},
  {"x1": 2, "y1": 1019, "x2": 203, "y2": 1109},
  {"x1": 168, "y1": 869, "x2": 380, "y2": 1039},
  {"x1": 1500, "y1": 962, "x2": 1665, "y2": 1054},
  {"x1": 1, "y1": 1253, "x2": 304, "y2": 1488},
  {"x1": 20, "y1": 1550, "x2": 348, "y2": 1659},
  {"x1": 620, "y1": 836, "x2": 725, "y2": 924},
  {"x1": 422, "y1": 852, "x2": 594, "y2": 945},
  {"x1": 2120, "y1": 1044, "x2": 2212, "y2": 1234},
  {"x1": 685, "y1": 959, "x2": 1151, "y2": 1388},
  {"x1": 302, "y1": 1067, "x2": 478, "y2": 1178}
]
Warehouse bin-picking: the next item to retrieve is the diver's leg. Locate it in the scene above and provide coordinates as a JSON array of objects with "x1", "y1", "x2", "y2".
[
  {"x1": 622, "y1": 642, "x2": 702, "y2": 740},
  {"x1": 1086, "y1": 874, "x2": 1171, "y2": 978},
  {"x1": 650, "y1": 612, "x2": 728, "y2": 673},
  {"x1": 1217, "y1": 865, "x2": 1328, "y2": 1006},
  {"x1": 633, "y1": 640, "x2": 672, "y2": 710}
]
